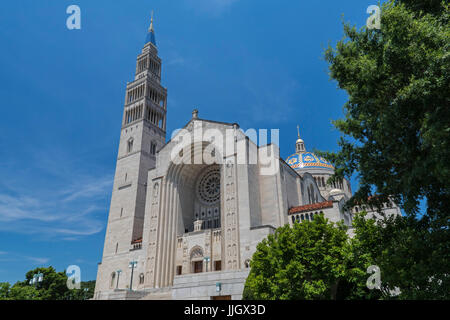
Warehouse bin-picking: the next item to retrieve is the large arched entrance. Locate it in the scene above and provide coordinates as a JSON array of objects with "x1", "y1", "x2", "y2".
[
  {"x1": 152, "y1": 141, "x2": 224, "y2": 287},
  {"x1": 165, "y1": 141, "x2": 223, "y2": 236}
]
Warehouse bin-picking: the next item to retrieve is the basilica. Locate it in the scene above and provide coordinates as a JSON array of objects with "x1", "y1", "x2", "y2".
[{"x1": 93, "y1": 17, "x2": 400, "y2": 300}]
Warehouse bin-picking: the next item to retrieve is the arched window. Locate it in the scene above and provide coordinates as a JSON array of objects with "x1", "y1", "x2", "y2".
[
  {"x1": 139, "y1": 273, "x2": 144, "y2": 284},
  {"x1": 110, "y1": 272, "x2": 116, "y2": 289},
  {"x1": 127, "y1": 138, "x2": 134, "y2": 153},
  {"x1": 150, "y1": 142, "x2": 157, "y2": 155},
  {"x1": 153, "y1": 183, "x2": 159, "y2": 200},
  {"x1": 308, "y1": 185, "x2": 314, "y2": 204},
  {"x1": 291, "y1": 216, "x2": 295, "y2": 224},
  {"x1": 244, "y1": 260, "x2": 250, "y2": 268},
  {"x1": 301, "y1": 214, "x2": 304, "y2": 221},
  {"x1": 190, "y1": 246, "x2": 204, "y2": 273},
  {"x1": 305, "y1": 213, "x2": 310, "y2": 221}
]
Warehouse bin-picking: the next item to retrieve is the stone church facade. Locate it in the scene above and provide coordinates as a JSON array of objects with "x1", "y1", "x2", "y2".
[{"x1": 93, "y1": 18, "x2": 400, "y2": 300}]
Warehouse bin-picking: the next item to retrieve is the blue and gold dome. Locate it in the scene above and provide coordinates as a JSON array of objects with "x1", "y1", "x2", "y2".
[
  {"x1": 286, "y1": 125, "x2": 334, "y2": 172},
  {"x1": 285, "y1": 152, "x2": 334, "y2": 171}
]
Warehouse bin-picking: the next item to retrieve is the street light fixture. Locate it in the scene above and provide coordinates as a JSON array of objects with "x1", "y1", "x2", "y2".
[
  {"x1": 116, "y1": 269, "x2": 122, "y2": 289},
  {"x1": 204, "y1": 256, "x2": 210, "y2": 272},
  {"x1": 83, "y1": 288, "x2": 89, "y2": 300},
  {"x1": 29, "y1": 273, "x2": 44, "y2": 286},
  {"x1": 128, "y1": 261, "x2": 138, "y2": 291}
]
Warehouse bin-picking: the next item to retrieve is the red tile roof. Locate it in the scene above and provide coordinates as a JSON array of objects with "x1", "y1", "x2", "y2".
[{"x1": 289, "y1": 201, "x2": 334, "y2": 214}]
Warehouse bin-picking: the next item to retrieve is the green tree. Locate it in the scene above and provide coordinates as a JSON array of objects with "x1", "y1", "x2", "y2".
[
  {"x1": 68, "y1": 280, "x2": 96, "y2": 300},
  {"x1": 321, "y1": 0, "x2": 449, "y2": 216},
  {"x1": 0, "y1": 282, "x2": 11, "y2": 300},
  {"x1": 0, "y1": 281, "x2": 41, "y2": 300},
  {"x1": 352, "y1": 213, "x2": 450, "y2": 299},
  {"x1": 320, "y1": 0, "x2": 449, "y2": 299},
  {"x1": 8, "y1": 284, "x2": 41, "y2": 300},
  {"x1": 243, "y1": 215, "x2": 375, "y2": 300},
  {"x1": 0, "y1": 267, "x2": 95, "y2": 300},
  {"x1": 20, "y1": 267, "x2": 69, "y2": 300}
]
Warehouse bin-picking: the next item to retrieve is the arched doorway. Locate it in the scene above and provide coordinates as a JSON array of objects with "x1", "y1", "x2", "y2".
[{"x1": 190, "y1": 246, "x2": 204, "y2": 273}]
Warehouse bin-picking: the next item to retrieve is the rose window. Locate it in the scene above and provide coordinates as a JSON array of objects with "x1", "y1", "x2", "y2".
[{"x1": 196, "y1": 168, "x2": 220, "y2": 205}]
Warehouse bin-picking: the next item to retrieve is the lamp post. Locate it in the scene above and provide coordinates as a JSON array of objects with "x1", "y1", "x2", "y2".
[
  {"x1": 128, "y1": 261, "x2": 138, "y2": 291},
  {"x1": 83, "y1": 288, "x2": 89, "y2": 300},
  {"x1": 29, "y1": 273, "x2": 43, "y2": 286},
  {"x1": 204, "y1": 256, "x2": 210, "y2": 272},
  {"x1": 216, "y1": 282, "x2": 222, "y2": 296},
  {"x1": 116, "y1": 269, "x2": 122, "y2": 289}
]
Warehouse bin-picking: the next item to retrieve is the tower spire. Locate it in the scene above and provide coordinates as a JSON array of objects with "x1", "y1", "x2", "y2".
[
  {"x1": 149, "y1": 10, "x2": 154, "y2": 32},
  {"x1": 145, "y1": 11, "x2": 156, "y2": 46}
]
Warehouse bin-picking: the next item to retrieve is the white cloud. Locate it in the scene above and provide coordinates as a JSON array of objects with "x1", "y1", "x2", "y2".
[
  {"x1": 25, "y1": 256, "x2": 50, "y2": 265},
  {"x1": 0, "y1": 253, "x2": 50, "y2": 265},
  {"x1": 0, "y1": 147, "x2": 113, "y2": 240},
  {"x1": 61, "y1": 177, "x2": 113, "y2": 203}
]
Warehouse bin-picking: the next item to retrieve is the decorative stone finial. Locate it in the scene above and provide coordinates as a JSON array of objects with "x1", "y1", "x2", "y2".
[{"x1": 192, "y1": 109, "x2": 199, "y2": 119}]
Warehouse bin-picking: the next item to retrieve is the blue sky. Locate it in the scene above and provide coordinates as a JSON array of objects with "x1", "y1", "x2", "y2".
[{"x1": 0, "y1": 0, "x2": 379, "y2": 284}]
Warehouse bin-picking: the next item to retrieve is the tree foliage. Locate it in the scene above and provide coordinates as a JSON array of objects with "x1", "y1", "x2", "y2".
[
  {"x1": 321, "y1": 0, "x2": 449, "y2": 216},
  {"x1": 243, "y1": 212, "x2": 449, "y2": 300},
  {"x1": 352, "y1": 213, "x2": 449, "y2": 299},
  {"x1": 243, "y1": 215, "x2": 376, "y2": 300},
  {"x1": 318, "y1": 0, "x2": 449, "y2": 299},
  {"x1": 0, "y1": 266, "x2": 95, "y2": 300}
]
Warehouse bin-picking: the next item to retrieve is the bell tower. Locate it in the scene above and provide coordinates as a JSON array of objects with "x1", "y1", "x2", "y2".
[{"x1": 99, "y1": 13, "x2": 167, "y2": 271}]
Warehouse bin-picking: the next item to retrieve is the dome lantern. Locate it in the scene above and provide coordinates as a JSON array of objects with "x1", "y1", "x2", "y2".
[
  {"x1": 285, "y1": 125, "x2": 334, "y2": 172},
  {"x1": 296, "y1": 125, "x2": 306, "y2": 153}
]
